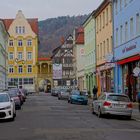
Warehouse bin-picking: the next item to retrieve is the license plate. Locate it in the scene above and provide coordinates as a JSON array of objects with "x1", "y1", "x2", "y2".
[{"x1": 112, "y1": 104, "x2": 126, "y2": 108}]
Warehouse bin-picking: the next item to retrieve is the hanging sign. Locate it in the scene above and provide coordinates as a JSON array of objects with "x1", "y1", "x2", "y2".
[{"x1": 133, "y1": 67, "x2": 140, "y2": 77}]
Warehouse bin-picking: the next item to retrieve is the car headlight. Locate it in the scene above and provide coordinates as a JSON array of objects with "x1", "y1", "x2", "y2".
[{"x1": 3, "y1": 105, "x2": 11, "y2": 110}]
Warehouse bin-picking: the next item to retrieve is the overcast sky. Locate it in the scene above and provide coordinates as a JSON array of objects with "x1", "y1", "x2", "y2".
[{"x1": 0, "y1": 0, "x2": 103, "y2": 21}]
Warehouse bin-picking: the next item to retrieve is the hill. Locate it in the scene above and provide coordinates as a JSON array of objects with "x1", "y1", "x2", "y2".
[{"x1": 38, "y1": 15, "x2": 88, "y2": 57}]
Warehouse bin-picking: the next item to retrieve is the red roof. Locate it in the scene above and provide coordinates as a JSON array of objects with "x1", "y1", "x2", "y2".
[
  {"x1": 3, "y1": 18, "x2": 38, "y2": 34},
  {"x1": 75, "y1": 27, "x2": 84, "y2": 44},
  {"x1": 38, "y1": 57, "x2": 51, "y2": 61}
]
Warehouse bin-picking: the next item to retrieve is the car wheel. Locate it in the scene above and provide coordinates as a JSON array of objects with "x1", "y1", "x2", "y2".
[
  {"x1": 98, "y1": 107, "x2": 102, "y2": 118},
  {"x1": 126, "y1": 116, "x2": 131, "y2": 120}
]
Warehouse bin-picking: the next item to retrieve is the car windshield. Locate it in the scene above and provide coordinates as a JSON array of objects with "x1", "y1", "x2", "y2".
[
  {"x1": 107, "y1": 95, "x2": 130, "y2": 102},
  {"x1": 0, "y1": 94, "x2": 10, "y2": 102},
  {"x1": 7, "y1": 91, "x2": 18, "y2": 97},
  {"x1": 72, "y1": 90, "x2": 80, "y2": 95}
]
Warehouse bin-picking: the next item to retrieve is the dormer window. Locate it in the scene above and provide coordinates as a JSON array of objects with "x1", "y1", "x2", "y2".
[{"x1": 15, "y1": 26, "x2": 25, "y2": 34}]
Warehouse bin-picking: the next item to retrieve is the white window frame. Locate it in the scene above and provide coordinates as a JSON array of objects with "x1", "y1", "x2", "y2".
[
  {"x1": 8, "y1": 66, "x2": 14, "y2": 73},
  {"x1": 9, "y1": 52, "x2": 14, "y2": 60},
  {"x1": 27, "y1": 65, "x2": 32, "y2": 73},
  {"x1": 18, "y1": 52, "x2": 23, "y2": 60},
  {"x1": 18, "y1": 65, "x2": 23, "y2": 73},
  {"x1": 27, "y1": 52, "x2": 32, "y2": 60}
]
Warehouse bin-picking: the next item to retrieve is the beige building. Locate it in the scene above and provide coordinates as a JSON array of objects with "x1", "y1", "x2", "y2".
[{"x1": 95, "y1": 0, "x2": 114, "y2": 95}]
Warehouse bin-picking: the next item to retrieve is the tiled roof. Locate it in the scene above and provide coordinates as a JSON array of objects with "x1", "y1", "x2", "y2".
[
  {"x1": 75, "y1": 27, "x2": 84, "y2": 44},
  {"x1": 3, "y1": 18, "x2": 38, "y2": 34}
]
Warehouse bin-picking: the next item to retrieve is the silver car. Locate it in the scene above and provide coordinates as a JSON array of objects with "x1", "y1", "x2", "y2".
[
  {"x1": 92, "y1": 93, "x2": 132, "y2": 119},
  {"x1": 58, "y1": 89, "x2": 70, "y2": 100}
]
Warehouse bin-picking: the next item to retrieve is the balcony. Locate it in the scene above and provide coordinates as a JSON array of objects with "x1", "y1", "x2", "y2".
[
  {"x1": 63, "y1": 64, "x2": 73, "y2": 68},
  {"x1": 38, "y1": 73, "x2": 52, "y2": 79}
]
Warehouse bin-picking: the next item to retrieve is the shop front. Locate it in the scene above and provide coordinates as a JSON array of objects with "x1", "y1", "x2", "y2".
[
  {"x1": 96, "y1": 63, "x2": 115, "y2": 96},
  {"x1": 117, "y1": 56, "x2": 140, "y2": 101}
]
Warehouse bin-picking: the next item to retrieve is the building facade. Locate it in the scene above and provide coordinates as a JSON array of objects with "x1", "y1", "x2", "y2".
[
  {"x1": 73, "y1": 27, "x2": 85, "y2": 91},
  {"x1": 113, "y1": 0, "x2": 140, "y2": 101},
  {"x1": 4, "y1": 10, "x2": 38, "y2": 93},
  {"x1": 0, "y1": 20, "x2": 9, "y2": 90},
  {"x1": 95, "y1": 0, "x2": 114, "y2": 96},
  {"x1": 52, "y1": 35, "x2": 75, "y2": 88},
  {"x1": 37, "y1": 57, "x2": 52, "y2": 92},
  {"x1": 83, "y1": 11, "x2": 96, "y2": 95}
]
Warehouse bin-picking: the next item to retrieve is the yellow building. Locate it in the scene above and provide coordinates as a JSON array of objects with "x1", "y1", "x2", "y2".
[
  {"x1": 95, "y1": 0, "x2": 114, "y2": 95},
  {"x1": 37, "y1": 57, "x2": 53, "y2": 92},
  {"x1": 4, "y1": 10, "x2": 38, "y2": 93}
]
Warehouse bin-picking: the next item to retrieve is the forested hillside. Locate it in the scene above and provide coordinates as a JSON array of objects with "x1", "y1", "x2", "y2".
[{"x1": 38, "y1": 15, "x2": 88, "y2": 57}]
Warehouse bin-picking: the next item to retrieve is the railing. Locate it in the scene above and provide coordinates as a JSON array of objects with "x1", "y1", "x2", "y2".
[
  {"x1": 37, "y1": 73, "x2": 52, "y2": 78},
  {"x1": 63, "y1": 64, "x2": 73, "y2": 67}
]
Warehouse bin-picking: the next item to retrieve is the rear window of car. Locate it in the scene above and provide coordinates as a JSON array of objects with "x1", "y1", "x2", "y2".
[
  {"x1": 0, "y1": 94, "x2": 10, "y2": 102},
  {"x1": 107, "y1": 95, "x2": 130, "y2": 102}
]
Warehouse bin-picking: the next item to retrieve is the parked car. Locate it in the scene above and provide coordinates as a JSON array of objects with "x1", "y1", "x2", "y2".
[
  {"x1": 9, "y1": 88, "x2": 24, "y2": 105},
  {"x1": 0, "y1": 92, "x2": 16, "y2": 121},
  {"x1": 58, "y1": 89, "x2": 70, "y2": 100},
  {"x1": 7, "y1": 90, "x2": 21, "y2": 110},
  {"x1": 51, "y1": 88, "x2": 60, "y2": 96},
  {"x1": 92, "y1": 92, "x2": 133, "y2": 119},
  {"x1": 68, "y1": 90, "x2": 88, "y2": 105}
]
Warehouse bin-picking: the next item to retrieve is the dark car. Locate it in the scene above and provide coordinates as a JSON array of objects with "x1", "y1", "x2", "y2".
[{"x1": 7, "y1": 90, "x2": 21, "y2": 110}]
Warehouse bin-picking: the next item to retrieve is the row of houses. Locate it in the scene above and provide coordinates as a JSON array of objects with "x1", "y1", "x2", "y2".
[
  {"x1": 0, "y1": 10, "x2": 52, "y2": 93},
  {"x1": 52, "y1": 0, "x2": 140, "y2": 101}
]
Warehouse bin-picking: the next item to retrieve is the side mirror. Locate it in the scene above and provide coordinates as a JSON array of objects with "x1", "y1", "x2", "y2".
[{"x1": 10, "y1": 98, "x2": 14, "y2": 102}]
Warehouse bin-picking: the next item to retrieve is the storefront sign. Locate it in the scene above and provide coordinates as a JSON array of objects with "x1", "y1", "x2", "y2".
[
  {"x1": 133, "y1": 67, "x2": 140, "y2": 77},
  {"x1": 122, "y1": 45, "x2": 136, "y2": 54},
  {"x1": 53, "y1": 64, "x2": 62, "y2": 79},
  {"x1": 97, "y1": 63, "x2": 115, "y2": 72}
]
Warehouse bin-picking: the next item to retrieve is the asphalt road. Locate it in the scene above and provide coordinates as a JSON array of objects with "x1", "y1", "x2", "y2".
[{"x1": 0, "y1": 93, "x2": 140, "y2": 140}]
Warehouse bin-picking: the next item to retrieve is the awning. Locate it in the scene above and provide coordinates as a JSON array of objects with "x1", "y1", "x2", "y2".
[{"x1": 117, "y1": 55, "x2": 140, "y2": 65}]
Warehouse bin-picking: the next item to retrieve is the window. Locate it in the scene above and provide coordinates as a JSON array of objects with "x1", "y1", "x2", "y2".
[
  {"x1": 27, "y1": 52, "x2": 32, "y2": 60},
  {"x1": 136, "y1": 13, "x2": 140, "y2": 35},
  {"x1": 18, "y1": 40, "x2": 23, "y2": 46},
  {"x1": 27, "y1": 39, "x2": 32, "y2": 46},
  {"x1": 103, "y1": 41, "x2": 105, "y2": 57},
  {"x1": 103, "y1": 12, "x2": 105, "y2": 27},
  {"x1": 107, "y1": 38, "x2": 109, "y2": 53},
  {"x1": 124, "y1": 0, "x2": 127, "y2": 7},
  {"x1": 100, "y1": 43, "x2": 102, "y2": 59},
  {"x1": 27, "y1": 65, "x2": 32, "y2": 73},
  {"x1": 24, "y1": 78, "x2": 34, "y2": 84},
  {"x1": 9, "y1": 40, "x2": 14, "y2": 46},
  {"x1": 116, "y1": 28, "x2": 118, "y2": 47},
  {"x1": 130, "y1": 18, "x2": 134, "y2": 38},
  {"x1": 106, "y1": 8, "x2": 108, "y2": 24},
  {"x1": 9, "y1": 66, "x2": 14, "y2": 73},
  {"x1": 100, "y1": 15, "x2": 102, "y2": 30},
  {"x1": 9, "y1": 52, "x2": 14, "y2": 60},
  {"x1": 125, "y1": 22, "x2": 128, "y2": 42},
  {"x1": 120, "y1": 25, "x2": 123, "y2": 44},
  {"x1": 18, "y1": 65, "x2": 23, "y2": 73},
  {"x1": 115, "y1": 0, "x2": 118, "y2": 14},
  {"x1": 18, "y1": 52, "x2": 22, "y2": 60},
  {"x1": 16, "y1": 26, "x2": 18, "y2": 33},
  {"x1": 19, "y1": 26, "x2": 22, "y2": 34},
  {"x1": 22, "y1": 26, "x2": 25, "y2": 34},
  {"x1": 15, "y1": 26, "x2": 25, "y2": 34},
  {"x1": 120, "y1": 0, "x2": 122, "y2": 11}
]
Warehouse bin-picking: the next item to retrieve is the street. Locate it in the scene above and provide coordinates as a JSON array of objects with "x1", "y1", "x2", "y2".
[{"x1": 0, "y1": 93, "x2": 140, "y2": 140}]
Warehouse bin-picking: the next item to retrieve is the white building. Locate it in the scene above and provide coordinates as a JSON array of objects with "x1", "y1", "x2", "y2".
[{"x1": 0, "y1": 20, "x2": 9, "y2": 90}]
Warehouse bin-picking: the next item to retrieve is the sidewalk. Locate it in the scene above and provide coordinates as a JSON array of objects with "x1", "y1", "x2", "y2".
[{"x1": 88, "y1": 98, "x2": 140, "y2": 121}]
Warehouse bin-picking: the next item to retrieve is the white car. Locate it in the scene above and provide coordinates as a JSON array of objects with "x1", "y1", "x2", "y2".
[{"x1": 0, "y1": 92, "x2": 16, "y2": 121}]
